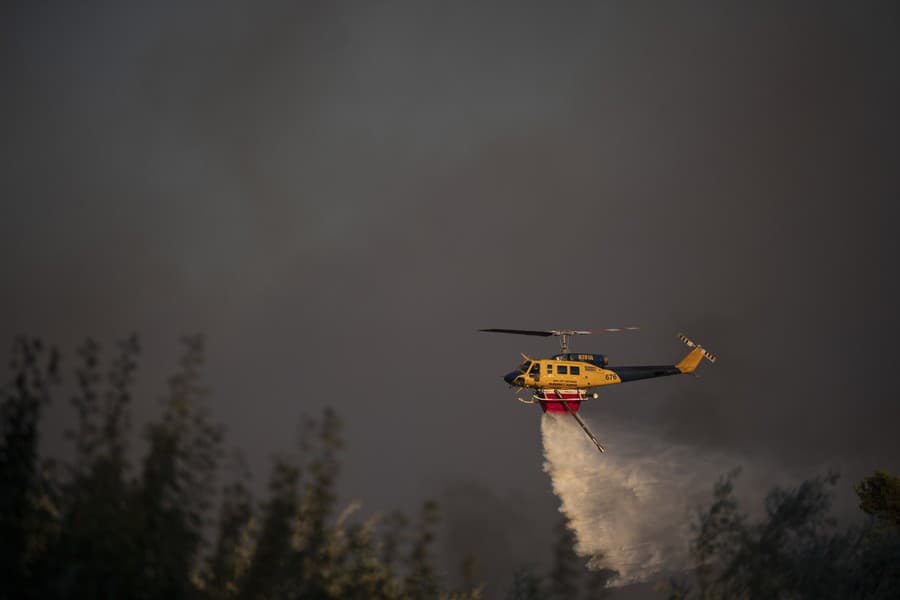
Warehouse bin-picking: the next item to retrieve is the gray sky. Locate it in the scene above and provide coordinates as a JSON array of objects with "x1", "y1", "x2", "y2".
[{"x1": 3, "y1": 0, "x2": 900, "y2": 595}]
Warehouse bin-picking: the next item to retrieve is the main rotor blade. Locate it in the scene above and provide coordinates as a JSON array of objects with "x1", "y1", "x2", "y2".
[
  {"x1": 480, "y1": 327, "x2": 639, "y2": 337},
  {"x1": 479, "y1": 329, "x2": 554, "y2": 337},
  {"x1": 588, "y1": 326, "x2": 640, "y2": 333}
]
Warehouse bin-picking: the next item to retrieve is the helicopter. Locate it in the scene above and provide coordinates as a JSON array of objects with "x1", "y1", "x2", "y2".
[{"x1": 480, "y1": 328, "x2": 716, "y2": 452}]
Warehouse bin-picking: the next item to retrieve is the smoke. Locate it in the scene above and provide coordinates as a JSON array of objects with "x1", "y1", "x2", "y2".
[{"x1": 541, "y1": 411, "x2": 773, "y2": 586}]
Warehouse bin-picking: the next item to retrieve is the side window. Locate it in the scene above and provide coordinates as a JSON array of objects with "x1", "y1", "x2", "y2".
[
  {"x1": 546, "y1": 364, "x2": 552, "y2": 373},
  {"x1": 529, "y1": 362, "x2": 540, "y2": 375},
  {"x1": 570, "y1": 366, "x2": 580, "y2": 375},
  {"x1": 557, "y1": 365, "x2": 568, "y2": 375}
]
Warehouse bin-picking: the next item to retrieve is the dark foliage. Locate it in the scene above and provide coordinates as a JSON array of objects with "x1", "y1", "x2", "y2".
[
  {"x1": 0, "y1": 338, "x2": 59, "y2": 600},
  {"x1": 548, "y1": 516, "x2": 580, "y2": 600},
  {"x1": 404, "y1": 500, "x2": 441, "y2": 600},
  {"x1": 855, "y1": 470, "x2": 900, "y2": 529},
  {"x1": 543, "y1": 514, "x2": 613, "y2": 600},
  {"x1": 505, "y1": 566, "x2": 544, "y2": 600},
  {"x1": 0, "y1": 336, "x2": 485, "y2": 600},
  {"x1": 5, "y1": 336, "x2": 895, "y2": 600},
  {"x1": 660, "y1": 469, "x2": 900, "y2": 600}
]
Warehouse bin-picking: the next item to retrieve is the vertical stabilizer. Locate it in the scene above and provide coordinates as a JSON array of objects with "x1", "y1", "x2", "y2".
[{"x1": 675, "y1": 333, "x2": 716, "y2": 374}]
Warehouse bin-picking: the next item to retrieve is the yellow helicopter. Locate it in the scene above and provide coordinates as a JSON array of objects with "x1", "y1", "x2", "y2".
[{"x1": 480, "y1": 328, "x2": 716, "y2": 452}]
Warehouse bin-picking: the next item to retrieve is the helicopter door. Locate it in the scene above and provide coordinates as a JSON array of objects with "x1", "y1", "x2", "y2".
[{"x1": 529, "y1": 361, "x2": 541, "y2": 382}]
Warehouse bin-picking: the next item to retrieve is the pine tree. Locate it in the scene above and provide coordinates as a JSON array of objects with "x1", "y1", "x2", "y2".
[
  {"x1": 0, "y1": 338, "x2": 59, "y2": 600},
  {"x1": 203, "y1": 476, "x2": 255, "y2": 599},
  {"x1": 671, "y1": 469, "x2": 900, "y2": 599},
  {"x1": 239, "y1": 456, "x2": 300, "y2": 600},
  {"x1": 136, "y1": 335, "x2": 223, "y2": 599},
  {"x1": 380, "y1": 509, "x2": 408, "y2": 583},
  {"x1": 47, "y1": 336, "x2": 142, "y2": 597},
  {"x1": 0, "y1": 337, "x2": 487, "y2": 600},
  {"x1": 293, "y1": 408, "x2": 344, "y2": 597},
  {"x1": 404, "y1": 500, "x2": 441, "y2": 600},
  {"x1": 505, "y1": 566, "x2": 545, "y2": 600},
  {"x1": 581, "y1": 562, "x2": 615, "y2": 600},
  {"x1": 548, "y1": 515, "x2": 581, "y2": 600},
  {"x1": 855, "y1": 470, "x2": 900, "y2": 529}
]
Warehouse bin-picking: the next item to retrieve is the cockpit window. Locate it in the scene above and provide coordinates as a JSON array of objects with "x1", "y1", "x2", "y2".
[
  {"x1": 518, "y1": 361, "x2": 530, "y2": 372},
  {"x1": 528, "y1": 362, "x2": 540, "y2": 375}
]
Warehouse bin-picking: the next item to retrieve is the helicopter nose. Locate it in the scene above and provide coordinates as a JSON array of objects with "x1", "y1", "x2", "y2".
[{"x1": 503, "y1": 371, "x2": 520, "y2": 385}]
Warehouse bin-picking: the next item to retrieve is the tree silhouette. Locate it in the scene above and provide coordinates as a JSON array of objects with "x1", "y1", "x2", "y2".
[
  {"x1": 2, "y1": 336, "x2": 484, "y2": 599},
  {"x1": 505, "y1": 566, "x2": 545, "y2": 600},
  {"x1": 43, "y1": 336, "x2": 142, "y2": 598},
  {"x1": 661, "y1": 469, "x2": 900, "y2": 600},
  {"x1": 0, "y1": 338, "x2": 59, "y2": 600},
  {"x1": 404, "y1": 499, "x2": 442, "y2": 600},
  {"x1": 548, "y1": 515, "x2": 580, "y2": 600},
  {"x1": 133, "y1": 334, "x2": 222, "y2": 599},
  {"x1": 203, "y1": 476, "x2": 255, "y2": 599},
  {"x1": 10, "y1": 335, "x2": 893, "y2": 600},
  {"x1": 855, "y1": 470, "x2": 900, "y2": 529},
  {"x1": 239, "y1": 456, "x2": 300, "y2": 599}
]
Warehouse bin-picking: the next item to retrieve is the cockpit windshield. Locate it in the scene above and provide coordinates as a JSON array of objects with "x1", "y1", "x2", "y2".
[{"x1": 518, "y1": 361, "x2": 531, "y2": 373}]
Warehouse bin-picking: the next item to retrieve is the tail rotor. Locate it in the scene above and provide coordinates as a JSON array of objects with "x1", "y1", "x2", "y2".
[{"x1": 677, "y1": 333, "x2": 717, "y2": 364}]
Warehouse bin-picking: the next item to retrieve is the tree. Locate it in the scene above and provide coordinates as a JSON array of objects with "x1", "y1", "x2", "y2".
[
  {"x1": 44, "y1": 336, "x2": 142, "y2": 598},
  {"x1": 855, "y1": 470, "x2": 900, "y2": 529},
  {"x1": 379, "y1": 509, "x2": 408, "y2": 584},
  {"x1": 662, "y1": 469, "x2": 900, "y2": 600},
  {"x1": 238, "y1": 456, "x2": 300, "y2": 600},
  {"x1": 582, "y1": 562, "x2": 615, "y2": 599},
  {"x1": 546, "y1": 513, "x2": 615, "y2": 600},
  {"x1": 291, "y1": 408, "x2": 344, "y2": 597},
  {"x1": 506, "y1": 566, "x2": 545, "y2": 600},
  {"x1": 0, "y1": 336, "x2": 476, "y2": 600},
  {"x1": 135, "y1": 334, "x2": 223, "y2": 599},
  {"x1": 404, "y1": 499, "x2": 442, "y2": 600},
  {"x1": 548, "y1": 515, "x2": 581, "y2": 600},
  {"x1": 203, "y1": 476, "x2": 255, "y2": 599},
  {"x1": 0, "y1": 338, "x2": 59, "y2": 600}
]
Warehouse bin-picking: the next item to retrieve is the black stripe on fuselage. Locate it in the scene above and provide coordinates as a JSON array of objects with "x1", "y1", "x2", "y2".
[{"x1": 608, "y1": 365, "x2": 681, "y2": 382}]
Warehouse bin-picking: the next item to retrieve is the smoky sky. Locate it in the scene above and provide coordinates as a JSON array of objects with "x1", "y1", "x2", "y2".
[{"x1": 3, "y1": 0, "x2": 900, "y2": 594}]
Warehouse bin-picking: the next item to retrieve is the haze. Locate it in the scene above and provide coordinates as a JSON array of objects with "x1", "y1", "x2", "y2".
[{"x1": 3, "y1": 1, "x2": 899, "y2": 595}]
